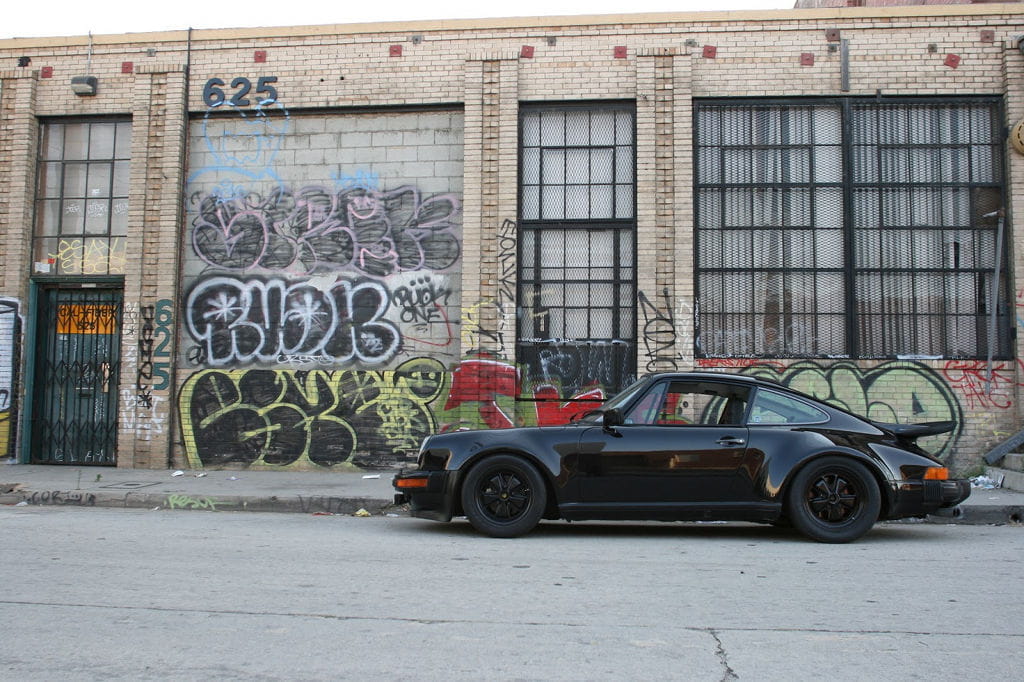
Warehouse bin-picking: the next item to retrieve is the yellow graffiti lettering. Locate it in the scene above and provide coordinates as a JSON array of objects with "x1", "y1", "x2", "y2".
[
  {"x1": 49, "y1": 237, "x2": 126, "y2": 275},
  {"x1": 166, "y1": 494, "x2": 226, "y2": 511}
]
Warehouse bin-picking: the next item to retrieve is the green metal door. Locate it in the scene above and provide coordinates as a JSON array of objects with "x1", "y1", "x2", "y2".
[{"x1": 31, "y1": 286, "x2": 122, "y2": 465}]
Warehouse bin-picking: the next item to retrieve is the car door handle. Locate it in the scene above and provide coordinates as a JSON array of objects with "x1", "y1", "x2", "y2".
[{"x1": 716, "y1": 437, "x2": 745, "y2": 446}]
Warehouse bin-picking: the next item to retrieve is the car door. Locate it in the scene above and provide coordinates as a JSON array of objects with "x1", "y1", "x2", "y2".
[{"x1": 576, "y1": 380, "x2": 751, "y2": 507}]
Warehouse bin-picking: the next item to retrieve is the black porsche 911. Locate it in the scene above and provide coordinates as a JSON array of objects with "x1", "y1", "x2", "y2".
[{"x1": 393, "y1": 372, "x2": 970, "y2": 543}]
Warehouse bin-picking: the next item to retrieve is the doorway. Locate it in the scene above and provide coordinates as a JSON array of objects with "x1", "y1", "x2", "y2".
[{"x1": 30, "y1": 285, "x2": 122, "y2": 465}]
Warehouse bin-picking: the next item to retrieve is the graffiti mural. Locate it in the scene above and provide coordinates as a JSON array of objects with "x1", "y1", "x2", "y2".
[
  {"x1": 393, "y1": 275, "x2": 454, "y2": 326},
  {"x1": 180, "y1": 358, "x2": 447, "y2": 469},
  {"x1": 188, "y1": 185, "x2": 461, "y2": 277},
  {"x1": 0, "y1": 298, "x2": 21, "y2": 458},
  {"x1": 188, "y1": 99, "x2": 291, "y2": 191},
  {"x1": 639, "y1": 287, "x2": 682, "y2": 373},
  {"x1": 942, "y1": 359, "x2": 1024, "y2": 411},
  {"x1": 185, "y1": 275, "x2": 402, "y2": 368},
  {"x1": 48, "y1": 237, "x2": 127, "y2": 275},
  {"x1": 461, "y1": 299, "x2": 509, "y2": 358},
  {"x1": 533, "y1": 385, "x2": 605, "y2": 427},
  {"x1": 181, "y1": 105, "x2": 465, "y2": 469},
  {"x1": 117, "y1": 298, "x2": 174, "y2": 443},
  {"x1": 440, "y1": 355, "x2": 607, "y2": 432},
  {"x1": 519, "y1": 340, "x2": 633, "y2": 400},
  {"x1": 497, "y1": 219, "x2": 516, "y2": 309},
  {"x1": 737, "y1": 360, "x2": 963, "y2": 460},
  {"x1": 697, "y1": 358, "x2": 786, "y2": 371},
  {"x1": 388, "y1": 273, "x2": 458, "y2": 354},
  {"x1": 443, "y1": 357, "x2": 520, "y2": 429}
]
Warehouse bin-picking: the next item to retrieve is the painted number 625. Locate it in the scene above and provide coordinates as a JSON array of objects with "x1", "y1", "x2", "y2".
[{"x1": 202, "y1": 76, "x2": 278, "y2": 107}]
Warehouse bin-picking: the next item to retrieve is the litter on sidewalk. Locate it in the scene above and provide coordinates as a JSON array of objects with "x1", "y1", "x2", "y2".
[{"x1": 971, "y1": 474, "x2": 1004, "y2": 489}]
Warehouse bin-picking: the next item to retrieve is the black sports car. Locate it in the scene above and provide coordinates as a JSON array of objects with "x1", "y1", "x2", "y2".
[{"x1": 393, "y1": 372, "x2": 970, "y2": 543}]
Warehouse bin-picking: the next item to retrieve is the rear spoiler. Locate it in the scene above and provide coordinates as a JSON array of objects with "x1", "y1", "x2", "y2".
[{"x1": 872, "y1": 420, "x2": 955, "y2": 439}]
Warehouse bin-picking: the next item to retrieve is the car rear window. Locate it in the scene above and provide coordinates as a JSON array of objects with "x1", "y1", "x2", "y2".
[{"x1": 749, "y1": 389, "x2": 829, "y2": 425}]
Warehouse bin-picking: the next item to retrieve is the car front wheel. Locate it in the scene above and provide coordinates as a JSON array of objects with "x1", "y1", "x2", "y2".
[
  {"x1": 786, "y1": 456, "x2": 881, "y2": 544},
  {"x1": 460, "y1": 454, "x2": 547, "y2": 538}
]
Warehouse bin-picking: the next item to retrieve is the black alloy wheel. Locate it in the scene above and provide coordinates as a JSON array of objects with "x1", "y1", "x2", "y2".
[
  {"x1": 460, "y1": 454, "x2": 547, "y2": 538},
  {"x1": 785, "y1": 456, "x2": 881, "y2": 544}
]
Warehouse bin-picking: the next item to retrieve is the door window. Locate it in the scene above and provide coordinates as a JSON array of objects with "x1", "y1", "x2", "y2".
[{"x1": 625, "y1": 381, "x2": 750, "y2": 426}]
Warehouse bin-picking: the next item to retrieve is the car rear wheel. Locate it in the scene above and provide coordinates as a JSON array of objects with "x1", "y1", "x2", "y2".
[
  {"x1": 786, "y1": 456, "x2": 881, "y2": 544},
  {"x1": 460, "y1": 454, "x2": 546, "y2": 538}
]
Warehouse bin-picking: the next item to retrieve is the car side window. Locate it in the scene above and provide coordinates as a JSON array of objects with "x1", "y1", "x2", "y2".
[
  {"x1": 749, "y1": 389, "x2": 829, "y2": 425},
  {"x1": 624, "y1": 381, "x2": 750, "y2": 426},
  {"x1": 623, "y1": 383, "x2": 667, "y2": 425}
]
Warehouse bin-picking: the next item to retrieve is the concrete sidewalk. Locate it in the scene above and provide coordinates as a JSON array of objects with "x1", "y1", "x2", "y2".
[
  {"x1": 0, "y1": 462, "x2": 398, "y2": 516},
  {"x1": 2, "y1": 460, "x2": 1024, "y2": 525}
]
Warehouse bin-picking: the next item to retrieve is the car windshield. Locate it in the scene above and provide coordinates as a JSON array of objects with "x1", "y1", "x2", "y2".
[{"x1": 576, "y1": 376, "x2": 652, "y2": 423}]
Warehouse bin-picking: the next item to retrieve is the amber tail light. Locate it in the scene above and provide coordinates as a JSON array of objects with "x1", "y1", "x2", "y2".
[{"x1": 396, "y1": 477, "x2": 429, "y2": 489}]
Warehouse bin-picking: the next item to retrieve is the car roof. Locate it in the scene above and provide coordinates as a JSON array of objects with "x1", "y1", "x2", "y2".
[
  {"x1": 644, "y1": 371, "x2": 875, "y2": 425},
  {"x1": 645, "y1": 371, "x2": 820, "y2": 402},
  {"x1": 647, "y1": 371, "x2": 784, "y2": 387}
]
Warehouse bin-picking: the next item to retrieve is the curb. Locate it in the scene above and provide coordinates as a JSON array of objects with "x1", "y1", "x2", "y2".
[
  {"x1": 922, "y1": 504, "x2": 1024, "y2": 526},
  {"x1": 3, "y1": 486, "x2": 1022, "y2": 525},
  {"x1": 0, "y1": 488, "x2": 397, "y2": 516}
]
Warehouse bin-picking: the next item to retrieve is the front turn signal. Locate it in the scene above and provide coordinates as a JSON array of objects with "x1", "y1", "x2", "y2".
[
  {"x1": 396, "y1": 477, "x2": 429, "y2": 489},
  {"x1": 924, "y1": 467, "x2": 949, "y2": 480}
]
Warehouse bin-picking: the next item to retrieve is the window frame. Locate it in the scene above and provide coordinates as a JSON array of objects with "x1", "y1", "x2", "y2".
[
  {"x1": 621, "y1": 380, "x2": 753, "y2": 427},
  {"x1": 517, "y1": 102, "x2": 639, "y2": 397},
  {"x1": 32, "y1": 116, "x2": 133, "y2": 278},
  {"x1": 748, "y1": 387, "x2": 830, "y2": 426},
  {"x1": 694, "y1": 96, "x2": 1010, "y2": 360}
]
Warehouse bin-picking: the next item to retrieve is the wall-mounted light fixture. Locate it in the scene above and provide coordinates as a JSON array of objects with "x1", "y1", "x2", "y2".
[
  {"x1": 71, "y1": 32, "x2": 98, "y2": 97},
  {"x1": 70, "y1": 75, "x2": 98, "y2": 96},
  {"x1": 1010, "y1": 119, "x2": 1024, "y2": 156}
]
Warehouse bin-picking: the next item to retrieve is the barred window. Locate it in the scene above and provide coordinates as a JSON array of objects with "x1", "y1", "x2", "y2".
[
  {"x1": 34, "y1": 119, "x2": 132, "y2": 276},
  {"x1": 518, "y1": 104, "x2": 636, "y2": 396},
  {"x1": 696, "y1": 99, "x2": 1008, "y2": 359}
]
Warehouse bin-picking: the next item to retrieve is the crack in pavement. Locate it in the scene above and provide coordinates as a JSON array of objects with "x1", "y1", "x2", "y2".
[
  {"x1": 709, "y1": 629, "x2": 738, "y2": 681},
  {"x1": 4, "y1": 600, "x2": 1024, "y2": 639}
]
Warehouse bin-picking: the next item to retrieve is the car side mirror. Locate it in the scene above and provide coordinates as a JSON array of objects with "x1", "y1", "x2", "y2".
[{"x1": 603, "y1": 408, "x2": 624, "y2": 430}]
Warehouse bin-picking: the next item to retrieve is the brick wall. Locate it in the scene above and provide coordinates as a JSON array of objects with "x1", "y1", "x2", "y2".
[{"x1": 0, "y1": 5, "x2": 1022, "y2": 471}]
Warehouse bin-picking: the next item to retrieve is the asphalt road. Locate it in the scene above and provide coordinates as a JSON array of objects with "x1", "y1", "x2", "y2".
[{"x1": 2, "y1": 507, "x2": 1022, "y2": 681}]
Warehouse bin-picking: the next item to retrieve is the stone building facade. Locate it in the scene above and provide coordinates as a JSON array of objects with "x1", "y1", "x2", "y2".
[{"x1": 1, "y1": 4, "x2": 1023, "y2": 473}]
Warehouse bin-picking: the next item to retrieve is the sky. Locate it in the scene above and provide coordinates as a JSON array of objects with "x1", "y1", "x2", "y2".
[{"x1": 3, "y1": 1, "x2": 794, "y2": 40}]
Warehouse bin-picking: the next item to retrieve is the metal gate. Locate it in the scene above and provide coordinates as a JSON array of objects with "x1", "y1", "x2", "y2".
[{"x1": 31, "y1": 286, "x2": 122, "y2": 465}]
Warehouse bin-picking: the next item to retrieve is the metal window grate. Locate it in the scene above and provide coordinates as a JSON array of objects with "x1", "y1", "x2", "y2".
[
  {"x1": 851, "y1": 102, "x2": 1007, "y2": 358},
  {"x1": 696, "y1": 98, "x2": 1009, "y2": 360},
  {"x1": 518, "y1": 104, "x2": 637, "y2": 396},
  {"x1": 521, "y1": 107, "x2": 635, "y2": 221},
  {"x1": 696, "y1": 103, "x2": 846, "y2": 357}
]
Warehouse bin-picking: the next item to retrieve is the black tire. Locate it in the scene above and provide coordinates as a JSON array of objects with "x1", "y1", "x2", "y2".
[
  {"x1": 460, "y1": 454, "x2": 547, "y2": 538},
  {"x1": 785, "y1": 456, "x2": 881, "y2": 544}
]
